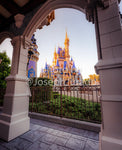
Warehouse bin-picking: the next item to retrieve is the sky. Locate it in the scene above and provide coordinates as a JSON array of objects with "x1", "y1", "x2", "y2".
[{"x1": 0, "y1": 3, "x2": 122, "y2": 79}]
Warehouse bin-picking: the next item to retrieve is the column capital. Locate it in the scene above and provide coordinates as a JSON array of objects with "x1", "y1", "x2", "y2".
[
  {"x1": 11, "y1": 35, "x2": 31, "y2": 49},
  {"x1": 101, "y1": 0, "x2": 109, "y2": 7},
  {"x1": 11, "y1": 36, "x2": 21, "y2": 47},
  {"x1": 23, "y1": 36, "x2": 31, "y2": 49}
]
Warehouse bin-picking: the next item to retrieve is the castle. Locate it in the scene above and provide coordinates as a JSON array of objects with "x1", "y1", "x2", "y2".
[{"x1": 40, "y1": 32, "x2": 83, "y2": 85}]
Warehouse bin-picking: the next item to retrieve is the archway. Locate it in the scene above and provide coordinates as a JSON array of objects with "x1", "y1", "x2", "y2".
[
  {"x1": 0, "y1": 32, "x2": 14, "y2": 44},
  {"x1": 24, "y1": 1, "x2": 122, "y2": 149},
  {"x1": 0, "y1": 38, "x2": 13, "y2": 108},
  {"x1": 23, "y1": 0, "x2": 85, "y2": 39},
  {"x1": 0, "y1": 1, "x2": 122, "y2": 150}
]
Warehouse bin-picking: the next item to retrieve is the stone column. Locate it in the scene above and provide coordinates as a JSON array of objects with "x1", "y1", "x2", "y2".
[
  {"x1": 94, "y1": 0, "x2": 122, "y2": 149},
  {"x1": 0, "y1": 36, "x2": 31, "y2": 141}
]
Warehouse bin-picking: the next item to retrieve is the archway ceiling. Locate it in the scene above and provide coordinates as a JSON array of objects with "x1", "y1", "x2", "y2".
[
  {"x1": 0, "y1": 0, "x2": 47, "y2": 31},
  {"x1": 0, "y1": 0, "x2": 121, "y2": 33}
]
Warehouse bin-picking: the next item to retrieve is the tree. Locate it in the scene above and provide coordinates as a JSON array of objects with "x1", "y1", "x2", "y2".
[
  {"x1": 83, "y1": 78, "x2": 90, "y2": 85},
  {"x1": 0, "y1": 52, "x2": 11, "y2": 88}
]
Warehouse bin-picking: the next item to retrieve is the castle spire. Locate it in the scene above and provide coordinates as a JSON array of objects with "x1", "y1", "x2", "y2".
[
  {"x1": 54, "y1": 46, "x2": 57, "y2": 57},
  {"x1": 65, "y1": 30, "x2": 69, "y2": 41},
  {"x1": 53, "y1": 46, "x2": 57, "y2": 66},
  {"x1": 64, "y1": 30, "x2": 70, "y2": 59},
  {"x1": 54, "y1": 46, "x2": 56, "y2": 53},
  {"x1": 65, "y1": 29, "x2": 69, "y2": 41}
]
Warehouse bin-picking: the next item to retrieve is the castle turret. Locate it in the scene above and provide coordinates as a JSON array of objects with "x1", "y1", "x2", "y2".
[
  {"x1": 52, "y1": 47, "x2": 57, "y2": 66},
  {"x1": 64, "y1": 31, "x2": 70, "y2": 59},
  {"x1": 27, "y1": 34, "x2": 39, "y2": 78}
]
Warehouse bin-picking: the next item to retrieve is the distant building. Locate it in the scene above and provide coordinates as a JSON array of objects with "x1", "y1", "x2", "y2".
[
  {"x1": 40, "y1": 31, "x2": 83, "y2": 85},
  {"x1": 89, "y1": 74, "x2": 100, "y2": 85},
  {"x1": 84, "y1": 74, "x2": 100, "y2": 85}
]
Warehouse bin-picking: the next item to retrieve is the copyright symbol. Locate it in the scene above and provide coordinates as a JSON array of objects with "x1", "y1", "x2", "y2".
[{"x1": 28, "y1": 78, "x2": 33, "y2": 86}]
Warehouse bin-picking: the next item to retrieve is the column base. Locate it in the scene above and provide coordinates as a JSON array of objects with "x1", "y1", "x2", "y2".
[
  {"x1": 0, "y1": 74, "x2": 30, "y2": 141},
  {"x1": 100, "y1": 134, "x2": 122, "y2": 150},
  {"x1": 0, "y1": 113, "x2": 30, "y2": 141}
]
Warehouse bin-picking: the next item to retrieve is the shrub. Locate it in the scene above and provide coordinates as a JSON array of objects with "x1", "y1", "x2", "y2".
[{"x1": 29, "y1": 77, "x2": 53, "y2": 102}]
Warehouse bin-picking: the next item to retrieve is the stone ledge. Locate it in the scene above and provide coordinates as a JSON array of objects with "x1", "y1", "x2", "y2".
[
  {"x1": 0, "y1": 109, "x2": 101, "y2": 132},
  {"x1": 29, "y1": 112, "x2": 101, "y2": 133},
  {"x1": 95, "y1": 57, "x2": 122, "y2": 73},
  {"x1": 6, "y1": 74, "x2": 28, "y2": 82}
]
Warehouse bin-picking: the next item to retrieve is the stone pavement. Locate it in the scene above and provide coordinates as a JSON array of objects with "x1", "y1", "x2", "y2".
[{"x1": 0, "y1": 118, "x2": 99, "y2": 150}]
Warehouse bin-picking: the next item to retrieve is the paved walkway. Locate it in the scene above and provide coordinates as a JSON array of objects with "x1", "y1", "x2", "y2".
[{"x1": 0, "y1": 118, "x2": 99, "y2": 150}]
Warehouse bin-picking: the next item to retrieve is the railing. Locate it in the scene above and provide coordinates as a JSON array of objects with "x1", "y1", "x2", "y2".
[
  {"x1": 30, "y1": 85, "x2": 101, "y2": 123},
  {"x1": 0, "y1": 88, "x2": 6, "y2": 106}
]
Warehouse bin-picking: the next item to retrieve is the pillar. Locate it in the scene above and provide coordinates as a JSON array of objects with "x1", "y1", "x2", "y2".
[
  {"x1": 95, "y1": 0, "x2": 122, "y2": 149},
  {"x1": 0, "y1": 36, "x2": 31, "y2": 141}
]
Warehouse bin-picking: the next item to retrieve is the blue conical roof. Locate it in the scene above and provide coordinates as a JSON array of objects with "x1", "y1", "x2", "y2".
[
  {"x1": 57, "y1": 47, "x2": 62, "y2": 54},
  {"x1": 45, "y1": 62, "x2": 48, "y2": 70},
  {"x1": 56, "y1": 59, "x2": 60, "y2": 67},
  {"x1": 78, "y1": 70, "x2": 81, "y2": 75},
  {"x1": 72, "y1": 61, "x2": 76, "y2": 69}
]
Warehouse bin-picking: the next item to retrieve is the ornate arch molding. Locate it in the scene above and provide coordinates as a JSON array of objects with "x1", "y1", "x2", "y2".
[
  {"x1": 0, "y1": 32, "x2": 14, "y2": 44},
  {"x1": 23, "y1": 0, "x2": 85, "y2": 39}
]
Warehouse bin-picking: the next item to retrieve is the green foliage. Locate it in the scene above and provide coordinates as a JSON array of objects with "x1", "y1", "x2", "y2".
[
  {"x1": 53, "y1": 92, "x2": 60, "y2": 99},
  {"x1": 0, "y1": 52, "x2": 11, "y2": 88},
  {"x1": 29, "y1": 93, "x2": 101, "y2": 123},
  {"x1": 83, "y1": 78, "x2": 90, "y2": 85},
  {"x1": 29, "y1": 77, "x2": 53, "y2": 103}
]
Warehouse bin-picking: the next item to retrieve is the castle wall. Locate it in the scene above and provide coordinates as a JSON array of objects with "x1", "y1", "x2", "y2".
[{"x1": 28, "y1": 60, "x2": 36, "y2": 78}]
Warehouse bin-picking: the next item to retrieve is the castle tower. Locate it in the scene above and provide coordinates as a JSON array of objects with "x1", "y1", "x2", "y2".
[
  {"x1": 27, "y1": 34, "x2": 40, "y2": 78},
  {"x1": 64, "y1": 31, "x2": 70, "y2": 60},
  {"x1": 52, "y1": 47, "x2": 57, "y2": 66},
  {"x1": 40, "y1": 31, "x2": 83, "y2": 86}
]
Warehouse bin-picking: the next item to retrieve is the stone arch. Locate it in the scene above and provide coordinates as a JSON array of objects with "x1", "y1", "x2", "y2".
[
  {"x1": 0, "y1": 32, "x2": 14, "y2": 44},
  {"x1": 23, "y1": 0, "x2": 85, "y2": 39},
  {"x1": 0, "y1": 1, "x2": 122, "y2": 150},
  {"x1": 22, "y1": 1, "x2": 122, "y2": 150}
]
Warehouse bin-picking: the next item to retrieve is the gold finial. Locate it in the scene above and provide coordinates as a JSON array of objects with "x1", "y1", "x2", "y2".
[
  {"x1": 65, "y1": 29, "x2": 69, "y2": 41},
  {"x1": 54, "y1": 46, "x2": 56, "y2": 53},
  {"x1": 66, "y1": 30, "x2": 68, "y2": 39}
]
